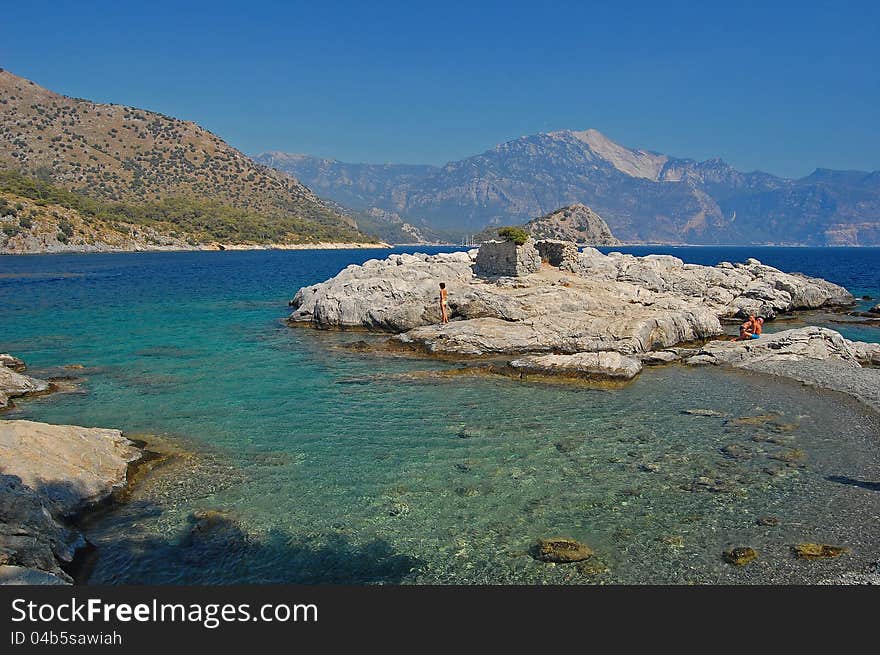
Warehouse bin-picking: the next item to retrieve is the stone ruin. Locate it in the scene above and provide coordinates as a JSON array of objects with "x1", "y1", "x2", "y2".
[
  {"x1": 474, "y1": 238, "x2": 580, "y2": 277},
  {"x1": 534, "y1": 239, "x2": 579, "y2": 268},
  {"x1": 474, "y1": 239, "x2": 542, "y2": 277}
]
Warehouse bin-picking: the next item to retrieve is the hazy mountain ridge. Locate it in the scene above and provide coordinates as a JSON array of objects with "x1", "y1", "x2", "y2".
[
  {"x1": 0, "y1": 69, "x2": 370, "y2": 245},
  {"x1": 257, "y1": 130, "x2": 880, "y2": 245}
]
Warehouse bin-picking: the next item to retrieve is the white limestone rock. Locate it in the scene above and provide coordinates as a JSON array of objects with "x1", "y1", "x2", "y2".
[
  {"x1": 0, "y1": 420, "x2": 144, "y2": 517},
  {"x1": 509, "y1": 351, "x2": 643, "y2": 380}
]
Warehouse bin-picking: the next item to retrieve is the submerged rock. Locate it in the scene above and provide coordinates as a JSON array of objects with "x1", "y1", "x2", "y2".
[
  {"x1": 576, "y1": 560, "x2": 610, "y2": 576},
  {"x1": 723, "y1": 547, "x2": 758, "y2": 566},
  {"x1": 179, "y1": 510, "x2": 249, "y2": 562},
  {"x1": 792, "y1": 543, "x2": 848, "y2": 560},
  {"x1": 532, "y1": 538, "x2": 594, "y2": 563},
  {"x1": 683, "y1": 408, "x2": 726, "y2": 417},
  {"x1": 684, "y1": 475, "x2": 737, "y2": 494},
  {"x1": 771, "y1": 448, "x2": 807, "y2": 464},
  {"x1": 756, "y1": 516, "x2": 780, "y2": 527},
  {"x1": 727, "y1": 413, "x2": 782, "y2": 428},
  {"x1": 554, "y1": 437, "x2": 583, "y2": 453},
  {"x1": 456, "y1": 427, "x2": 483, "y2": 439},
  {"x1": 720, "y1": 444, "x2": 753, "y2": 460}
]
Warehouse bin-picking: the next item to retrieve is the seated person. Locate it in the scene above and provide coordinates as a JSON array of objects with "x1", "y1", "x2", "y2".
[
  {"x1": 753, "y1": 316, "x2": 764, "y2": 338},
  {"x1": 738, "y1": 314, "x2": 763, "y2": 340}
]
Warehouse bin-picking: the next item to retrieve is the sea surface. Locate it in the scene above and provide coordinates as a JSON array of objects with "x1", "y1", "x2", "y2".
[{"x1": 1, "y1": 246, "x2": 879, "y2": 584}]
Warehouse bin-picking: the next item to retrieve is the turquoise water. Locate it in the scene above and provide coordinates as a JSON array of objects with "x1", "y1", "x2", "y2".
[{"x1": 1, "y1": 247, "x2": 879, "y2": 584}]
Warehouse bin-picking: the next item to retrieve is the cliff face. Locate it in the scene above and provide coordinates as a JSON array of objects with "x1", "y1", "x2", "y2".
[{"x1": 259, "y1": 131, "x2": 880, "y2": 245}]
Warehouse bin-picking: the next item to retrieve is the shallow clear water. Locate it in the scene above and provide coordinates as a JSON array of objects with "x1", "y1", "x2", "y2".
[{"x1": 1, "y1": 247, "x2": 879, "y2": 584}]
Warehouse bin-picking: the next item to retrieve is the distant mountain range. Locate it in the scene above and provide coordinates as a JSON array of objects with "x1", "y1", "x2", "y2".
[
  {"x1": 256, "y1": 129, "x2": 880, "y2": 245},
  {"x1": 0, "y1": 69, "x2": 371, "y2": 249}
]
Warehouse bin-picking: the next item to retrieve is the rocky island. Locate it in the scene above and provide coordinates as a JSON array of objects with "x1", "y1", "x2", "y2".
[{"x1": 289, "y1": 238, "x2": 879, "y2": 410}]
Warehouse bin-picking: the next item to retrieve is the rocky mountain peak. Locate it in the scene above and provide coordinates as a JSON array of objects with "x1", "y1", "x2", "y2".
[{"x1": 553, "y1": 128, "x2": 670, "y2": 181}]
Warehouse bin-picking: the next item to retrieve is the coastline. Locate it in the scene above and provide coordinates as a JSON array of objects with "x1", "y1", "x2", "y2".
[
  {"x1": 0, "y1": 240, "x2": 391, "y2": 255},
  {"x1": 1, "y1": 243, "x2": 877, "y2": 582},
  {"x1": 4, "y1": 242, "x2": 880, "y2": 256}
]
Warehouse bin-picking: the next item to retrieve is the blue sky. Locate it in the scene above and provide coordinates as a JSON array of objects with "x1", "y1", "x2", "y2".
[{"x1": 2, "y1": 1, "x2": 878, "y2": 177}]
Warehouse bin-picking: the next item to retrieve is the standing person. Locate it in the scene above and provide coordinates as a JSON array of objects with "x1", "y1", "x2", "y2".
[{"x1": 439, "y1": 282, "x2": 449, "y2": 324}]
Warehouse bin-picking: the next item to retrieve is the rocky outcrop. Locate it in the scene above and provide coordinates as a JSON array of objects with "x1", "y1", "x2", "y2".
[
  {"x1": 526, "y1": 204, "x2": 620, "y2": 245},
  {"x1": 0, "y1": 421, "x2": 145, "y2": 584},
  {"x1": 0, "y1": 564, "x2": 71, "y2": 585},
  {"x1": 0, "y1": 354, "x2": 25, "y2": 372},
  {"x1": 0, "y1": 354, "x2": 149, "y2": 584},
  {"x1": 289, "y1": 245, "x2": 862, "y2": 387},
  {"x1": 685, "y1": 327, "x2": 860, "y2": 368},
  {"x1": 0, "y1": 360, "x2": 51, "y2": 410},
  {"x1": 683, "y1": 327, "x2": 880, "y2": 412},
  {"x1": 0, "y1": 474, "x2": 84, "y2": 584},
  {"x1": 291, "y1": 248, "x2": 852, "y2": 340},
  {"x1": 565, "y1": 253, "x2": 853, "y2": 319},
  {"x1": 473, "y1": 239, "x2": 541, "y2": 277},
  {"x1": 509, "y1": 352, "x2": 643, "y2": 381},
  {"x1": 848, "y1": 340, "x2": 880, "y2": 366},
  {"x1": 0, "y1": 420, "x2": 144, "y2": 517},
  {"x1": 290, "y1": 250, "x2": 475, "y2": 331}
]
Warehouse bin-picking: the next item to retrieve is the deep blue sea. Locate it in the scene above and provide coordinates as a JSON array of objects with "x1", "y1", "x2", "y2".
[{"x1": 1, "y1": 246, "x2": 879, "y2": 584}]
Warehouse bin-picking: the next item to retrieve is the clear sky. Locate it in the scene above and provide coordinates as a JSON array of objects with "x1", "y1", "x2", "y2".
[{"x1": 3, "y1": 0, "x2": 878, "y2": 177}]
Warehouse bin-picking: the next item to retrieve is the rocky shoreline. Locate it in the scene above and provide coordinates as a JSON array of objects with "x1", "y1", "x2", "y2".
[
  {"x1": 3, "y1": 239, "x2": 877, "y2": 585},
  {"x1": 0, "y1": 356, "x2": 148, "y2": 584},
  {"x1": 0, "y1": 240, "x2": 390, "y2": 255},
  {"x1": 288, "y1": 239, "x2": 879, "y2": 410}
]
